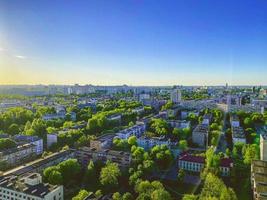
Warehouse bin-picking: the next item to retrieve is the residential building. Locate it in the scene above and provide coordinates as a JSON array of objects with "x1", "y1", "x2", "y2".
[
  {"x1": 76, "y1": 147, "x2": 131, "y2": 168},
  {"x1": 116, "y1": 123, "x2": 145, "y2": 140},
  {"x1": 202, "y1": 113, "x2": 212, "y2": 125},
  {"x1": 178, "y1": 153, "x2": 233, "y2": 176},
  {"x1": 230, "y1": 114, "x2": 240, "y2": 128},
  {"x1": 137, "y1": 136, "x2": 171, "y2": 150},
  {"x1": 90, "y1": 134, "x2": 115, "y2": 151},
  {"x1": 0, "y1": 173, "x2": 63, "y2": 200},
  {"x1": 167, "y1": 120, "x2": 190, "y2": 129},
  {"x1": 14, "y1": 135, "x2": 43, "y2": 155},
  {"x1": 47, "y1": 134, "x2": 58, "y2": 149},
  {"x1": 106, "y1": 114, "x2": 122, "y2": 122},
  {"x1": 232, "y1": 126, "x2": 246, "y2": 144},
  {"x1": 260, "y1": 134, "x2": 267, "y2": 161},
  {"x1": 132, "y1": 106, "x2": 145, "y2": 114},
  {"x1": 192, "y1": 124, "x2": 209, "y2": 147},
  {"x1": 0, "y1": 144, "x2": 36, "y2": 168},
  {"x1": 3, "y1": 150, "x2": 75, "y2": 177},
  {"x1": 170, "y1": 89, "x2": 182, "y2": 103},
  {"x1": 251, "y1": 160, "x2": 267, "y2": 200}
]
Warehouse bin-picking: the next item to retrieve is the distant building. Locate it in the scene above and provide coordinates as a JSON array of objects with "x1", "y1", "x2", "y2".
[
  {"x1": 192, "y1": 124, "x2": 209, "y2": 147},
  {"x1": 167, "y1": 120, "x2": 190, "y2": 129},
  {"x1": 202, "y1": 114, "x2": 212, "y2": 125},
  {"x1": 47, "y1": 134, "x2": 58, "y2": 148},
  {"x1": 137, "y1": 136, "x2": 171, "y2": 150},
  {"x1": 170, "y1": 89, "x2": 182, "y2": 103},
  {"x1": 230, "y1": 114, "x2": 240, "y2": 128},
  {"x1": 90, "y1": 134, "x2": 115, "y2": 151},
  {"x1": 251, "y1": 160, "x2": 267, "y2": 200},
  {"x1": 116, "y1": 123, "x2": 145, "y2": 140},
  {"x1": 232, "y1": 126, "x2": 246, "y2": 144},
  {"x1": 260, "y1": 134, "x2": 267, "y2": 161},
  {"x1": 14, "y1": 135, "x2": 43, "y2": 155},
  {"x1": 76, "y1": 147, "x2": 131, "y2": 168},
  {"x1": 132, "y1": 106, "x2": 145, "y2": 114},
  {"x1": 106, "y1": 114, "x2": 122, "y2": 122},
  {"x1": 0, "y1": 173, "x2": 63, "y2": 200}
]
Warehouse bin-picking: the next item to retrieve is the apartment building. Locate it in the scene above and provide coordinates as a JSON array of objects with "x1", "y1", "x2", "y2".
[
  {"x1": 178, "y1": 153, "x2": 233, "y2": 176},
  {"x1": 14, "y1": 135, "x2": 43, "y2": 155},
  {"x1": 137, "y1": 136, "x2": 171, "y2": 150},
  {"x1": 192, "y1": 124, "x2": 209, "y2": 147},
  {"x1": 260, "y1": 134, "x2": 267, "y2": 161},
  {"x1": 116, "y1": 123, "x2": 145, "y2": 140},
  {"x1": 0, "y1": 173, "x2": 63, "y2": 200},
  {"x1": 251, "y1": 160, "x2": 267, "y2": 200},
  {"x1": 76, "y1": 147, "x2": 131, "y2": 168},
  {"x1": 230, "y1": 114, "x2": 240, "y2": 128},
  {"x1": 167, "y1": 120, "x2": 190, "y2": 129},
  {"x1": 90, "y1": 134, "x2": 115, "y2": 151},
  {"x1": 232, "y1": 126, "x2": 246, "y2": 144},
  {"x1": 0, "y1": 144, "x2": 36, "y2": 169}
]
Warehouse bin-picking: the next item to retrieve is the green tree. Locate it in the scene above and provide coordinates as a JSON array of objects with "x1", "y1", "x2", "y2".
[
  {"x1": 179, "y1": 140, "x2": 188, "y2": 151},
  {"x1": 128, "y1": 136, "x2": 137, "y2": 146},
  {"x1": 100, "y1": 162, "x2": 121, "y2": 187},
  {"x1": 72, "y1": 189, "x2": 90, "y2": 200}
]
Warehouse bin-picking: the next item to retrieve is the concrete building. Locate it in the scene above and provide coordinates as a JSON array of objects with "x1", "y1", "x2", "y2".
[
  {"x1": 192, "y1": 124, "x2": 209, "y2": 147},
  {"x1": 167, "y1": 120, "x2": 190, "y2": 129},
  {"x1": 251, "y1": 160, "x2": 267, "y2": 200},
  {"x1": 76, "y1": 147, "x2": 131, "y2": 168},
  {"x1": 137, "y1": 136, "x2": 171, "y2": 150},
  {"x1": 170, "y1": 89, "x2": 182, "y2": 103},
  {"x1": 260, "y1": 134, "x2": 267, "y2": 161},
  {"x1": 178, "y1": 153, "x2": 233, "y2": 176},
  {"x1": 202, "y1": 113, "x2": 212, "y2": 125},
  {"x1": 3, "y1": 150, "x2": 75, "y2": 177},
  {"x1": 0, "y1": 173, "x2": 63, "y2": 200},
  {"x1": 47, "y1": 134, "x2": 58, "y2": 149},
  {"x1": 90, "y1": 134, "x2": 115, "y2": 151},
  {"x1": 230, "y1": 114, "x2": 240, "y2": 128},
  {"x1": 116, "y1": 124, "x2": 145, "y2": 140},
  {"x1": 14, "y1": 135, "x2": 43, "y2": 155},
  {"x1": 232, "y1": 126, "x2": 246, "y2": 144},
  {"x1": 0, "y1": 144, "x2": 36, "y2": 169}
]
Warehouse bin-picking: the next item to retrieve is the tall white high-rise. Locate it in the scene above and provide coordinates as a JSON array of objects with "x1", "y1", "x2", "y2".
[{"x1": 170, "y1": 89, "x2": 182, "y2": 103}]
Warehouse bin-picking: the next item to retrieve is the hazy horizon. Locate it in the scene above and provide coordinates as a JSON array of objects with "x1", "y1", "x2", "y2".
[{"x1": 1, "y1": 0, "x2": 267, "y2": 85}]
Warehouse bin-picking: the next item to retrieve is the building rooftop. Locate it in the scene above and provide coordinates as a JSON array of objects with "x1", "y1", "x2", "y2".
[
  {"x1": 232, "y1": 126, "x2": 245, "y2": 139},
  {"x1": 0, "y1": 143, "x2": 35, "y2": 156},
  {"x1": 79, "y1": 147, "x2": 131, "y2": 158},
  {"x1": 178, "y1": 153, "x2": 205, "y2": 164},
  {"x1": 261, "y1": 134, "x2": 267, "y2": 140},
  {"x1": 193, "y1": 124, "x2": 209, "y2": 133},
  {"x1": 0, "y1": 173, "x2": 60, "y2": 198}
]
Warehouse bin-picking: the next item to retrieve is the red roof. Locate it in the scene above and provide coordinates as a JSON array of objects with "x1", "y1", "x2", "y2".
[
  {"x1": 220, "y1": 158, "x2": 233, "y2": 168},
  {"x1": 179, "y1": 153, "x2": 233, "y2": 168},
  {"x1": 179, "y1": 153, "x2": 205, "y2": 164}
]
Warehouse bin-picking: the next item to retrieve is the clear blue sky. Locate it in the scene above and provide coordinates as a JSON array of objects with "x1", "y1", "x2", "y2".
[{"x1": 0, "y1": 0, "x2": 267, "y2": 85}]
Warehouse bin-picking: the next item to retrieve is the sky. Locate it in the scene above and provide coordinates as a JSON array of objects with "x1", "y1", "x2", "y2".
[{"x1": 0, "y1": 0, "x2": 267, "y2": 86}]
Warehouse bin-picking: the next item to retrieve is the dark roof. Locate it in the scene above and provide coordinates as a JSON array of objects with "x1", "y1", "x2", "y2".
[
  {"x1": 179, "y1": 153, "x2": 205, "y2": 164},
  {"x1": 220, "y1": 158, "x2": 233, "y2": 167}
]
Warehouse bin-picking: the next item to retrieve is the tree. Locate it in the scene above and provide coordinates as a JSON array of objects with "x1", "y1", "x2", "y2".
[
  {"x1": 122, "y1": 192, "x2": 134, "y2": 200},
  {"x1": 86, "y1": 160, "x2": 96, "y2": 182},
  {"x1": 177, "y1": 169, "x2": 185, "y2": 182},
  {"x1": 243, "y1": 144, "x2": 259, "y2": 165},
  {"x1": 151, "y1": 189, "x2": 172, "y2": 200},
  {"x1": 182, "y1": 194, "x2": 198, "y2": 200},
  {"x1": 0, "y1": 138, "x2": 16, "y2": 151},
  {"x1": 149, "y1": 118, "x2": 169, "y2": 136},
  {"x1": 178, "y1": 140, "x2": 188, "y2": 151},
  {"x1": 48, "y1": 170, "x2": 63, "y2": 185},
  {"x1": 7, "y1": 123, "x2": 20, "y2": 135},
  {"x1": 128, "y1": 136, "x2": 137, "y2": 146},
  {"x1": 150, "y1": 145, "x2": 173, "y2": 169},
  {"x1": 112, "y1": 192, "x2": 122, "y2": 200},
  {"x1": 72, "y1": 190, "x2": 90, "y2": 200},
  {"x1": 100, "y1": 162, "x2": 121, "y2": 187},
  {"x1": 58, "y1": 159, "x2": 81, "y2": 183}
]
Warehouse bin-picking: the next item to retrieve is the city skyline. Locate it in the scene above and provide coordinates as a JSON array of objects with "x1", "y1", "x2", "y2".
[{"x1": 1, "y1": 0, "x2": 267, "y2": 86}]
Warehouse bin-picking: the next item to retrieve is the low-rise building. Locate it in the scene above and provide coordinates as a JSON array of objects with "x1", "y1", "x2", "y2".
[
  {"x1": 116, "y1": 124, "x2": 145, "y2": 140},
  {"x1": 14, "y1": 135, "x2": 43, "y2": 155},
  {"x1": 132, "y1": 107, "x2": 145, "y2": 114},
  {"x1": 230, "y1": 114, "x2": 240, "y2": 128},
  {"x1": 137, "y1": 136, "x2": 171, "y2": 150},
  {"x1": 202, "y1": 114, "x2": 212, "y2": 125},
  {"x1": 192, "y1": 124, "x2": 209, "y2": 147},
  {"x1": 167, "y1": 120, "x2": 190, "y2": 129},
  {"x1": 251, "y1": 160, "x2": 267, "y2": 200},
  {"x1": 178, "y1": 153, "x2": 233, "y2": 176},
  {"x1": 0, "y1": 144, "x2": 36, "y2": 168},
  {"x1": 232, "y1": 126, "x2": 246, "y2": 144},
  {"x1": 47, "y1": 134, "x2": 58, "y2": 149},
  {"x1": 0, "y1": 173, "x2": 63, "y2": 200},
  {"x1": 76, "y1": 147, "x2": 131, "y2": 168},
  {"x1": 90, "y1": 134, "x2": 115, "y2": 151}
]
